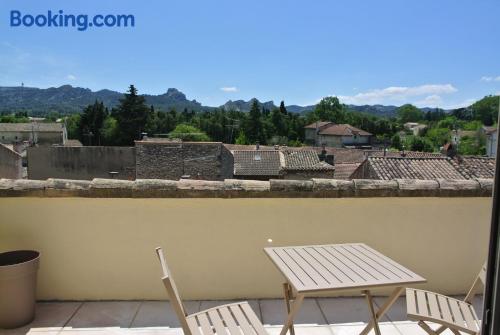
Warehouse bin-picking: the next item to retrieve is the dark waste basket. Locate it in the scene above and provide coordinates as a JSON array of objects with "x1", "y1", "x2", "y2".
[{"x1": 0, "y1": 250, "x2": 40, "y2": 329}]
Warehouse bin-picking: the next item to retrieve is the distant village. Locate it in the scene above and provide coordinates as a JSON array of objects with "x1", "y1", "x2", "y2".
[{"x1": 0, "y1": 118, "x2": 496, "y2": 182}]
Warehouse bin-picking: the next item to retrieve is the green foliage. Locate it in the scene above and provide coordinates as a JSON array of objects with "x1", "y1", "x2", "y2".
[
  {"x1": 425, "y1": 128, "x2": 451, "y2": 147},
  {"x1": 397, "y1": 104, "x2": 424, "y2": 123},
  {"x1": 235, "y1": 131, "x2": 248, "y2": 144},
  {"x1": 436, "y1": 116, "x2": 457, "y2": 130},
  {"x1": 245, "y1": 99, "x2": 265, "y2": 144},
  {"x1": 0, "y1": 114, "x2": 29, "y2": 123},
  {"x1": 458, "y1": 135, "x2": 485, "y2": 155},
  {"x1": 404, "y1": 135, "x2": 434, "y2": 152},
  {"x1": 279, "y1": 101, "x2": 287, "y2": 115},
  {"x1": 471, "y1": 95, "x2": 499, "y2": 126},
  {"x1": 101, "y1": 116, "x2": 119, "y2": 145},
  {"x1": 78, "y1": 101, "x2": 108, "y2": 145},
  {"x1": 65, "y1": 114, "x2": 81, "y2": 140},
  {"x1": 169, "y1": 124, "x2": 211, "y2": 142},
  {"x1": 112, "y1": 85, "x2": 150, "y2": 145},
  {"x1": 311, "y1": 97, "x2": 344, "y2": 122},
  {"x1": 391, "y1": 134, "x2": 402, "y2": 150},
  {"x1": 461, "y1": 120, "x2": 483, "y2": 131},
  {"x1": 39, "y1": 86, "x2": 496, "y2": 155}
]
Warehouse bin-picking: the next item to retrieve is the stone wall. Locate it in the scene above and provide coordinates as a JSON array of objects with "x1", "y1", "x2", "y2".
[
  {"x1": 27, "y1": 146, "x2": 136, "y2": 180},
  {"x1": 0, "y1": 144, "x2": 22, "y2": 179},
  {"x1": 0, "y1": 177, "x2": 492, "y2": 198},
  {"x1": 284, "y1": 170, "x2": 335, "y2": 180},
  {"x1": 135, "y1": 141, "x2": 233, "y2": 180}
]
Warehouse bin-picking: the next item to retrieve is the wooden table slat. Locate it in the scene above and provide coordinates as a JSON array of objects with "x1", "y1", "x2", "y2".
[
  {"x1": 324, "y1": 246, "x2": 386, "y2": 282},
  {"x1": 340, "y1": 244, "x2": 402, "y2": 281},
  {"x1": 264, "y1": 243, "x2": 426, "y2": 293},
  {"x1": 308, "y1": 246, "x2": 365, "y2": 284},
  {"x1": 292, "y1": 248, "x2": 343, "y2": 286},
  {"x1": 273, "y1": 248, "x2": 316, "y2": 289},
  {"x1": 356, "y1": 244, "x2": 418, "y2": 279}
]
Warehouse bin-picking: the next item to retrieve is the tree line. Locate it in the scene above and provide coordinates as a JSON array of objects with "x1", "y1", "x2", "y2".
[{"x1": 3, "y1": 84, "x2": 497, "y2": 154}]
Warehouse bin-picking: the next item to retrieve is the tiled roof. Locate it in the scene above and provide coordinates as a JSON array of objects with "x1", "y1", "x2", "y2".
[
  {"x1": 368, "y1": 150, "x2": 445, "y2": 159},
  {"x1": 334, "y1": 163, "x2": 361, "y2": 180},
  {"x1": 225, "y1": 144, "x2": 445, "y2": 164},
  {"x1": 319, "y1": 124, "x2": 372, "y2": 136},
  {"x1": 282, "y1": 150, "x2": 334, "y2": 171},
  {"x1": 233, "y1": 150, "x2": 283, "y2": 176},
  {"x1": 366, "y1": 157, "x2": 466, "y2": 180},
  {"x1": 0, "y1": 122, "x2": 64, "y2": 132},
  {"x1": 304, "y1": 121, "x2": 333, "y2": 129},
  {"x1": 451, "y1": 156, "x2": 495, "y2": 179},
  {"x1": 232, "y1": 149, "x2": 334, "y2": 176}
]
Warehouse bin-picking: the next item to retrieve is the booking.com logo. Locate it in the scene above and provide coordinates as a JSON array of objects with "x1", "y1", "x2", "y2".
[{"x1": 10, "y1": 10, "x2": 135, "y2": 31}]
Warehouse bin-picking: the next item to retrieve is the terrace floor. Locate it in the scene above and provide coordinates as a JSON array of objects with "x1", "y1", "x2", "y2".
[{"x1": 2, "y1": 296, "x2": 484, "y2": 335}]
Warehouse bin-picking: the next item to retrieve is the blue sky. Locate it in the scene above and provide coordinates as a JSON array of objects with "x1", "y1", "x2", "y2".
[{"x1": 0, "y1": 0, "x2": 499, "y2": 109}]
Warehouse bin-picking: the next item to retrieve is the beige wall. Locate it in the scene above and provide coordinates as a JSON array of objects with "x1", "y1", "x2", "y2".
[{"x1": 0, "y1": 197, "x2": 490, "y2": 300}]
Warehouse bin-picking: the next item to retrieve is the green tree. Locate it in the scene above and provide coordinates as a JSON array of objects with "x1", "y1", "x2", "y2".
[
  {"x1": 391, "y1": 134, "x2": 402, "y2": 150},
  {"x1": 78, "y1": 100, "x2": 107, "y2": 145},
  {"x1": 65, "y1": 114, "x2": 81, "y2": 140},
  {"x1": 169, "y1": 124, "x2": 210, "y2": 141},
  {"x1": 235, "y1": 130, "x2": 248, "y2": 144},
  {"x1": 113, "y1": 85, "x2": 150, "y2": 145},
  {"x1": 396, "y1": 104, "x2": 424, "y2": 123},
  {"x1": 101, "y1": 116, "x2": 119, "y2": 145},
  {"x1": 279, "y1": 100, "x2": 287, "y2": 115},
  {"x1": 471, "y1": 95, "x2": 499, "y2": 126},
  {"x1": 246, "y1": 99, "x2": 265, "y2": 144},
  {"x1": 312, "y1": 96, "x2": 344, "y2": 122},
  {"x1": 270, "y1": 108, "x2": 287, "y2": 137},
  {"x1": 405, "y1": 136, "x2": 433, "y2": 152},
  {"x1": 458, "y1": 135, "x2": 485, "y2": 155},
  {"x1": 425, "y1": 128, "x2": 451, "y2": 148}
]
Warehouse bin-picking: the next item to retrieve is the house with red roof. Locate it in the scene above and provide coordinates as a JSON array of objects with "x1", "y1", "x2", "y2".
[{"x1": 304, "y1": 121, "x2": 372, "y2": 148}]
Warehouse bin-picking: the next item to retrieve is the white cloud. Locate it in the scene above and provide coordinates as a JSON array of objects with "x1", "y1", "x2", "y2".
[
  {"x1": 417, "y1": 94, "x2": 442, "y2": 107},
  {"x1": 481, "y1": 76, "x2": 500, "y2": 82},
  {"x1": 220, "y1": 86, "x2": 238, "y2": 92},
  {"x1": 337, "y1": 84, "x2": 457, "y2": 106},
  {"x1": 66, "y1": 74, "x2": 76, "y2": 81}
]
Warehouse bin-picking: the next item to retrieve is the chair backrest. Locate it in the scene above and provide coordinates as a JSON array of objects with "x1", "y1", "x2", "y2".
[
  {"x1": 464, "y1": 262, "x2": 487, "y2": 304},
  {"x1": 155, "y1": 247, "x2": 191, "y2": 334}
]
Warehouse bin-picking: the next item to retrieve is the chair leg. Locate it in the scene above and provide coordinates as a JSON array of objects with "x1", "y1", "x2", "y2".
[
  {"x1": 418, "y1": 321, "x2": 440, "y2": 335},
  {"x1": 283, "y1": 283, "x2": 295, "y2": 335},
  {"x1": 435, "y1": 325, "x2": 448, "y2": 334}
]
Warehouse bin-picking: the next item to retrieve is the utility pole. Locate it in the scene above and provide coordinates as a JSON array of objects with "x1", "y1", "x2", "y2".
[{"x1": 225, "y1": 118, "x2": 240, "y2": 143}]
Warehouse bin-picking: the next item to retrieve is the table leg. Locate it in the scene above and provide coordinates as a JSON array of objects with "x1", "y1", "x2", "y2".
[
  {"x1": 280, "y1": 288, "x2": 304, "y2": 335},
  {"x1": 363, "y1": 290, "x2": 381, "y2": 335},
  {"x1": 283, "y1": 283, "x2": 296, "y2": 335},
  {"x1": 360, "y1": 286, "x2": 404, "y2": 335}
]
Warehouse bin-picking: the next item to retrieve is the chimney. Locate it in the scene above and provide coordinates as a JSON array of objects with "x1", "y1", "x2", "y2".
[
  {"x1": 325, "y1": 154, "x2": 334, "y2": 166},
  {"x1": 256, "y1": 142, "x2": 260, "y2": 150},
  {"x1": 319, "y1": 144, "x2": 327, "y2": 161}
]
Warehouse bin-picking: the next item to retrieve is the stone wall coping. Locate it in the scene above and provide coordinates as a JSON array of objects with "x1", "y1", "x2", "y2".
[
  {"x1": 0, "y1": 177, "x2": 493, "y2": 198},
  {"x1": 135, "y1": 141, "x2": 223, "y2": 145}
]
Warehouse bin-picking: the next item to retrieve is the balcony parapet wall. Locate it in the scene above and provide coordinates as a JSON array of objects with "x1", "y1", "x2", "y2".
[{"x1": 0, "y1": 177, "x2": 493, "y2": 198}]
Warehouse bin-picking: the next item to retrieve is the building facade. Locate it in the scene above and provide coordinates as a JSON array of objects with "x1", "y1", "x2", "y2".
[
  {"x1": 482, "y1": 126, "x2": 497, "y2": 157},
  {"x1": 304, "y1": 122, "x2": 372, "y2": 147},
  {"x1": 0, "y1": 122, "x2": 67, "y2": 145}
]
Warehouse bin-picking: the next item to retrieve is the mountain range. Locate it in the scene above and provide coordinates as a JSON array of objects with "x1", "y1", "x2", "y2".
[{"x1": 0, "y1": 85, "x2": 444, "y2": 117}]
